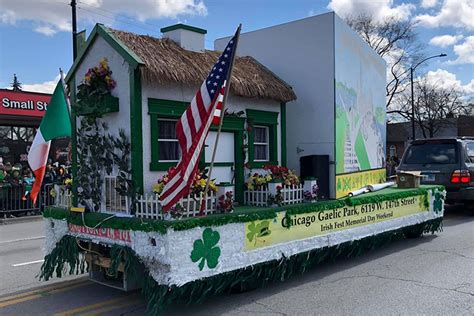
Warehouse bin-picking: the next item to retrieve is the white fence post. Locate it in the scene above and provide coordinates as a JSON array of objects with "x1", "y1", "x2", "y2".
[{"x1": 244, "y1": 184, "x2": 304, "y2": 206}]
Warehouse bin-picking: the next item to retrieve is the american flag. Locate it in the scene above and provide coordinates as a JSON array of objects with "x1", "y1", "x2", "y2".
[{"x1": 160, "y1": 27, "x2": 240, "y2": 211}]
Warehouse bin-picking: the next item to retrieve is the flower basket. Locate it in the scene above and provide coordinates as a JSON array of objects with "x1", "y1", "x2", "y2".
[{"x1": 73, "y1": 93, "x2": 119, "y2": 116}]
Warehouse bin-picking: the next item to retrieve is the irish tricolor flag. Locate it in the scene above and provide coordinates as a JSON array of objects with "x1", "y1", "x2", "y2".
[{"x1": 28, "y1": 80, "x2": 71, "y2": 203}]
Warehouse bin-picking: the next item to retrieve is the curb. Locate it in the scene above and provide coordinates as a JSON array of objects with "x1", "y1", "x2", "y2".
[{"x1": 0, "y1": 215, "x2": 43, "y2": 225}]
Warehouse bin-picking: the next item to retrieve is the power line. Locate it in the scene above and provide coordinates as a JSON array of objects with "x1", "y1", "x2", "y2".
[
  {"x1": 76, "y1": 1, "x2": 216, "y2": 46},
  {"x1": 76, "y1": 4, "x2": 161, "y2": 35},
  {"x1": 77, "y1": 0, "x2": 164, "y2": 30}
]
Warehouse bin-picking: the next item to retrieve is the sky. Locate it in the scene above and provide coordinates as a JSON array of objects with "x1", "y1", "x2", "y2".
[{"x1": 0, "y1": 0, "x2": 472, "y2": 95}]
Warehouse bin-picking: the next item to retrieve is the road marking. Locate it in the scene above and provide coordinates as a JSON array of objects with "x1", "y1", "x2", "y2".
[
  {"x1": 0, "y1": 236, "x2": 45, "y2": 244},
  {"x1": 0, "y1": 282, "x2": 89, "y2": 308},
  {"x1": 12, "y1": 259, "x2": 45, "y2": 267},
  {"x1": 53, "y1": 293, "x2": 141, "y2": 316},
  {"x1": 0, "y1": 278, "x2": 89, "y2": 303},
  {"x1": 79, "y1": 297, "x2": 143, "y2": 315}
]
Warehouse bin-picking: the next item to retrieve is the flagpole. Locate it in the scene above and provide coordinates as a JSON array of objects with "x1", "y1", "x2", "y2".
[
  {"x1": 200, "y1": 24, "x2": 242, "y2": 216},
  {"x1": 59, "y1": 68, "x2": 72, "y2": 114}
]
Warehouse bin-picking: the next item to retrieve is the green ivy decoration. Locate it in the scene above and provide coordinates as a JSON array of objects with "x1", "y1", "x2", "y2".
[
  {"x1": 76, "y1": 117, "x2": 136, "y2": 213},
  {"x1": 39, "y1": 235, "x2": 86, "y2": 281},
  {"x1": 190, "y1": 228, "x2": 221, "y2": 271},
  {"x1": 76, "y1": 117, "x2": 115, "y2": 211}
]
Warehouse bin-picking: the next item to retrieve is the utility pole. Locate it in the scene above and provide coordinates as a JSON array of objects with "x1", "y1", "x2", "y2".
[{"x1": 71, "y1": 0, "x2": 77, "y2": 61}]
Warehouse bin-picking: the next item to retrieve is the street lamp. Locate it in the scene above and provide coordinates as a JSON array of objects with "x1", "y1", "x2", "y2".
[{"x1": 410, "y1": 53, "x2": 447, "y2": 140}]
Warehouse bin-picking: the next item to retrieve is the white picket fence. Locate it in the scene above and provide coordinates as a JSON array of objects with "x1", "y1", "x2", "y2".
[
  {"x1": 244, "y1": 188, "x2": 269, "y2": 206},
  {"x1": 244, "y1": 184, "x2": 304, "y2": 206},
  {"x1": 280, "y1": 185, "x2": 304, "y2": 205},
  {"x1": 103, "y1": 176, "x2": 129, "y2": 214},
  {"x1": 56, "y1": 189, "x2": 73, "y2": 209},
  {"x1": 135, "y1": 191, "x2": 218, "y2": 220},
  {"x1": 53, "y1": 184, "x2": 218, "y2": 220}
]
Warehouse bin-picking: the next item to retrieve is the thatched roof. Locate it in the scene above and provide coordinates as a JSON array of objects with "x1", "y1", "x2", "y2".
[{"x1": 109, "y1": 28, "x2": 296, "y2": 103}]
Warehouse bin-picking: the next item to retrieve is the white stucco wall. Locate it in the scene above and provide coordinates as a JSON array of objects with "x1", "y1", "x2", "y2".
[
  {"x1": 73, "y1": 35, "x2": 132, "y2": 210},
  {"x1": 74, "y1": 36, "x2": 131, "y2": 143},
  {"x1": 140, "y1": 81, "x2": 282, "y2": 193},
  {"x1": 215, "y1": 12, "x2": 337, "y2": 197}
]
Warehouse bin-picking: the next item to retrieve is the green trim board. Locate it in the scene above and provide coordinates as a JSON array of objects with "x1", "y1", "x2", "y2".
[
  {"x1": 148, "y1": 99, "x2": 186, "y2": 172},
  {"x1": 130, "y1": 68, "x2": 144, "y2": 193},
  {"x1": 210, "y1": 116, "x2": 245, "y2": 132},
  {"x1": 234, "y1": 129, "x2": 245, "y2": 204},
  {"x1": 280, "y1": 103, "x2": 287, "y2": 167},
  {"x1": 160, "y1": 24, "x2": 207, "y2": 34},
  {"x1": 65, "y1": 24, "x2": 144, "y2": 82},
  {"x1": 43, "y1": 185, "x2": 443, "y2": 234},
  {"x1": 246, "y1": 109, "x2": 279, "y2": 168},
  {"x1": 148, "y1": 99, "x2": 188, "y2": 116},
  {"x1": 70, "y1": 77, "x2": 78, "y2": 206},
  {"x1": 204, "y1": 162, "x2": 234, "y2": 167}
]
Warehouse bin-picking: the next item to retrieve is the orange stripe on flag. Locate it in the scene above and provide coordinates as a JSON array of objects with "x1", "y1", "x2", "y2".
[{"x1": 30, "y1": 165, "x2": 46, "y2": 204}]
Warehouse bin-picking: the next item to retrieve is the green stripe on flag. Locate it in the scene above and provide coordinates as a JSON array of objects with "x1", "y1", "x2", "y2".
[{"x1": 39, "y1": 81, "x2": 71, "y2": 141}]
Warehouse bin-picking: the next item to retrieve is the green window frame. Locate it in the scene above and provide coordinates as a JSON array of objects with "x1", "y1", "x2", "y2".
[
  {"x1": 246, "y1": 109, "x2": 279, "y2": 168},
  {"x1": 148, "y1": 99, "x2": 188, "y2": 171}
]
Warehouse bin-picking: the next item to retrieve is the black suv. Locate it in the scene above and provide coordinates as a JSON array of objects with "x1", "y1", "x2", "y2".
[{"x1": 398, "y1": 137, "x2": 474, "y2": 206}]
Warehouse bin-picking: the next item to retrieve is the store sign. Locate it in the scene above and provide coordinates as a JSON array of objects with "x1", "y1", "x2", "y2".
[
  {"x1": 244, "y1": 194, "x2": 428, "y2": 251},
  {"x1": 0, "y1": 90, "x2": 51, "y2": 117},
  {"x1": 336, "y1": 168, "x2": 386, "y2": 199},
  {"x1": 68, "y1": 223, "x2": 132, "y2": 245}
]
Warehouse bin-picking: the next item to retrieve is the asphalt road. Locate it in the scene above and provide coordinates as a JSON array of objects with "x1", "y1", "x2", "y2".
[{"x1": 0, "y1": 206, "x2": 472, "y2": 315}]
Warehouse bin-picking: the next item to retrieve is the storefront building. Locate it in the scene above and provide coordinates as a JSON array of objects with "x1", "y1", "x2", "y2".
[{"x1": 0, "y1": 88, "x2": 70, "y2": 168}]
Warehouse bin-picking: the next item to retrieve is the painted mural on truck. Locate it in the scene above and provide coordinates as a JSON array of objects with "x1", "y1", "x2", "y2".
[{"x1": 334, "y1": 17, "x2": 386, "y2": 183}]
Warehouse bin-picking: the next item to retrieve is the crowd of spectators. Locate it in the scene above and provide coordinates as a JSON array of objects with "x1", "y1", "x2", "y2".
[{"x1": 0, "y1": 159, "x2": 71, "y2": 208}]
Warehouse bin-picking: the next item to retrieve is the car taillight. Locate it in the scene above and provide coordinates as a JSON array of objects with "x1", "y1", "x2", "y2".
[{"x1": 451, "y1": 170, "x2": 471, "y2": 183}]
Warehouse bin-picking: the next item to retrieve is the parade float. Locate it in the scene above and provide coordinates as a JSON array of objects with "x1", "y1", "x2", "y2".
[{"x1": 40, "y1": 15, "x2": 445, "y2": 315}]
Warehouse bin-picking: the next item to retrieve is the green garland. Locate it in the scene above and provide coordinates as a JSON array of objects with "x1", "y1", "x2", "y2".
[
  {"x1": 108, "y1": 244, "x2": 142, "y2": 285},
  {"x1": 142, "y1": 217, "x2": 442, "y2": 315},
  {"x1": 39, "y1": 235, "x2": 86, "y2": 281},
  {"x1": 41, "y1": 217, "x2": 442, "y2": 315},
  {"x1": 43, "y1": 185, "x2": 444, "y2": 234},
  {"x1": 108, "y1": 244, "x2": 123, "y2": 278}
]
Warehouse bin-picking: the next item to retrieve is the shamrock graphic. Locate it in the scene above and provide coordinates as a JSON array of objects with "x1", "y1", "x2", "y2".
[
  {"x1": 418, "y1": 194, "x2": 427, "y2": 210},
  {"x1": 190, "y1": 228, "x2": 221, "y2": 271},
  {"x1": 246, "y1": 220, "x2": 271, "y2": 246},
  {"x1": 433, "y1": 192, "x2": 443, "y2": 213}
]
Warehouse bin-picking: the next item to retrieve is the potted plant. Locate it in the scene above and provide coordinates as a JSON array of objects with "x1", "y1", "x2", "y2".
[{"x1": 74, "y1": 58, "x2": 119, "y2": 116}]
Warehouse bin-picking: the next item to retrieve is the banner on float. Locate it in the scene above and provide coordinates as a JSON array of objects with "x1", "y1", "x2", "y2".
[
  {"x1": 244, "y1": 194, "x2": 428, "y2": 251},
  {"x1": 68, "y1": 223, "x2": 132, "y2": 245},
  {"x1": 336, "y1": 168, "x2": 386, "y2": 199}
]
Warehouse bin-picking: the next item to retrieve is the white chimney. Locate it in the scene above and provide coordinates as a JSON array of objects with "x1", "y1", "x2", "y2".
[{"x1": 161, "y1": 24, "x2": 206, "y2": 52}]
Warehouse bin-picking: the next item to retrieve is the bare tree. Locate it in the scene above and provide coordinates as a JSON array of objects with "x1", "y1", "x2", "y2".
[
  {"x1": 397, "y1": 79, "x2": 471, "y2": 138},
  {"x1": 345, "y1": 14, "x2": 424, "y2": 111}
]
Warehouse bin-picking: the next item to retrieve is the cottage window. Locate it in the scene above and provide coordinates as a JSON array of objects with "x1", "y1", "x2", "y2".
[
  {"x1": 246, "y1": 109, "x2": 279, "y2": 168},
  {"x1": 157, "y1": 119, "x2": 180, "y2": 162},
  {"x1": 254, "y1": 126, "x2": 269, "y2": 161},
  {"x1": 148, "y1": 99, "x2": 192, "y2": 171}
]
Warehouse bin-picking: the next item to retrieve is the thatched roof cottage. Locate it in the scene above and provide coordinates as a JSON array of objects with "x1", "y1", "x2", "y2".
[{"x1": 66, "y1": 23, "x2": 296, "y2": 206}]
